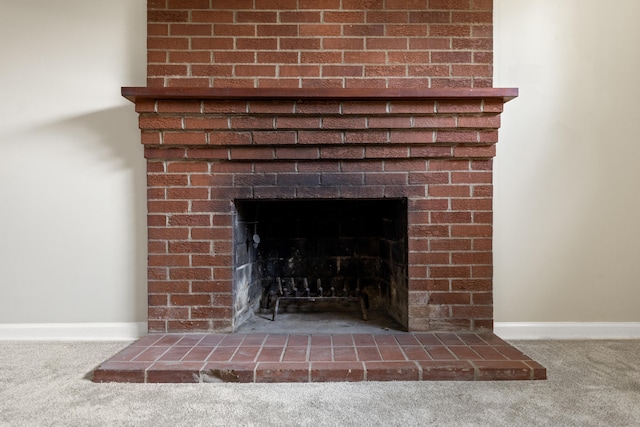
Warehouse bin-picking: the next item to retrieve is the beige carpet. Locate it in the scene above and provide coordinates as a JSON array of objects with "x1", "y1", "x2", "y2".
[{"x1": 0, "y1": 340, "x2": 639, "y2": 426}]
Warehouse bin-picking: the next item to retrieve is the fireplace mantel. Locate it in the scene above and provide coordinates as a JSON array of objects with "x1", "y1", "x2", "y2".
[{"x1": 122, "y1": 87, "x2": 518, "y2": 103}]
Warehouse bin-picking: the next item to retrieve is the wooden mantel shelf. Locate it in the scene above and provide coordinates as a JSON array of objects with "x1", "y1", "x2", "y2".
[{"x1": 122, "y1": 87, "x2": 518, "y2": 103}]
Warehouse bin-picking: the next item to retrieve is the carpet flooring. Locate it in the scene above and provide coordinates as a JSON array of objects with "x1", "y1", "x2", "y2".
[{"x1": 1, "y1": 340, "x2": 639, "y2": 426}]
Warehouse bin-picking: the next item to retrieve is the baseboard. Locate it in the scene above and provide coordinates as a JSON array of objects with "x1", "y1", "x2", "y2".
[
  {"x1": 0, "y1": 322, "x2": 147, "y2": 341},
  {"x1": 494, "y1": 322, "x2": 640, "y2": 340},
  {"x1": 1, "y1": 321, "x2": 639, "y2": 341}
]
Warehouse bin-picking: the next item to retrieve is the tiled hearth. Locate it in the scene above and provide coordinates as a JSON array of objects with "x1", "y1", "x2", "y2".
[{"x1": 93, "y1": 332, "x2": 545, "y2": 383}]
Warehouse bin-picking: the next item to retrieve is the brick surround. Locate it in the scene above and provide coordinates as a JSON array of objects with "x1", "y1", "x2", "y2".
[{"x1": 126, "y1": 87, "x2": 515, "y2": 334}]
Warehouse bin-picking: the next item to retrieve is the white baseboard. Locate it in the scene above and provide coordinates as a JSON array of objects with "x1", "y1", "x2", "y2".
[
  {"x1": 494, "y1": 322, "x2": 640, "y2": 340},
  {"x1": 1, "y1": 322, "x2": 639, "y2": 341},
  {"x1": 0, "y1": 322, "x2": 147, "y2": 341}
]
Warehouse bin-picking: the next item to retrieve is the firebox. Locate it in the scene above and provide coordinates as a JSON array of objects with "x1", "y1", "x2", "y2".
[{"x1": 233, "y1": 198, "x2": 408, "y2": 329}]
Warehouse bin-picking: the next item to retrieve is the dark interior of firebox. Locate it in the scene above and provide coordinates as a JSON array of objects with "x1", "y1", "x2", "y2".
[{"x1": 233, "y1": 199, "x2": 408, "y2": 332}]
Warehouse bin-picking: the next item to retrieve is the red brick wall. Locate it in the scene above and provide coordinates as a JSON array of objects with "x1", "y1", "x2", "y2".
[
  {"x1": 135, "y1": 94, "x2": 503, "y2": 332},
  {"x1": 147, "y1": 0, "x2": 493, "y2": 89}
]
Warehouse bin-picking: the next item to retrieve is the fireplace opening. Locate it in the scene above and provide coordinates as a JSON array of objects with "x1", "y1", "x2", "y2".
[{"x1": 233, "y1": 199, "x2": 408, "y2": 332}]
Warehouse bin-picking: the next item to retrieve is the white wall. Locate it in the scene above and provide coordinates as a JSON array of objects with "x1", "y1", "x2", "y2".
[
  {"x1": 0, "y1": 1, "x2": 147, "y2": 324},
  {"x1": 1, "y1": 0, "x2": 638, "y2": 333},
  {"x1": 494, "y1": 0, "x2": 640, "y2": 322}
]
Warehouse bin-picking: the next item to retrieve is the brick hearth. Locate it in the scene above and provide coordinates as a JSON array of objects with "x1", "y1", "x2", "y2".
[{"x1": 93, "y1": 332, "x2": 546, "y2": 383}]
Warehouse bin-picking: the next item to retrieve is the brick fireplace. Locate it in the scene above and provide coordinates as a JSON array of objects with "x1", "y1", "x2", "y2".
[
  {"x1": 92, "y1": 0, "x2": 547, "y2": 382},
  {"x1": 128, "y1": 86, "x2": 514, "y2": 334}
]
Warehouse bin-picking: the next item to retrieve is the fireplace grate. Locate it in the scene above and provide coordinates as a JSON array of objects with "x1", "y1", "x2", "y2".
[{"x1": 270, "y1": 277, "x2": 368, "y2": 321}]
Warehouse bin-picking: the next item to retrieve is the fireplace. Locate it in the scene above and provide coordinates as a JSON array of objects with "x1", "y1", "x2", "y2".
[
  {"x1": 125, "y1": 86, "x2": 515, "y2": 334},
  {"x1": 92, "y1": 1, "x2": 548, "y2": 383}
]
